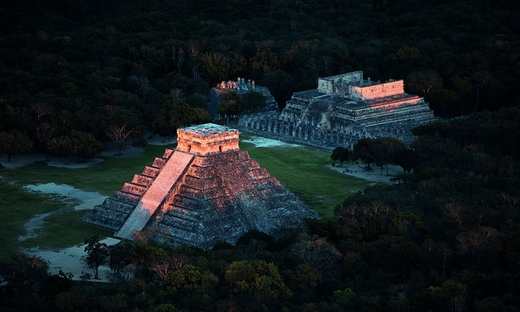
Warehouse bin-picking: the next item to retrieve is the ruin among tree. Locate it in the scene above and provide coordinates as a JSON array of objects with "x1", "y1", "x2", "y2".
[
  {"x1": 238, "y1": 71, "x2": 435, "y2": 149},
  {"x1": 207, "y1": 77, "x2": 278, "y2": 119},
  {"x1": 82, "y1": 123, "x2": 318, "y2": 248}
]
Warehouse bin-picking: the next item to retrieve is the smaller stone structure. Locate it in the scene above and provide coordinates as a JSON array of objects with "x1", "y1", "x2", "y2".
[
  {"x1": 207, "y1": 77, "x2": 278, "y2": 119},
  {"x1": 238, "y1": 71, "x2": 435, "y2": 149},
  {"x1": 83, "y1": 123, "x2": 318, "y2": 248}
]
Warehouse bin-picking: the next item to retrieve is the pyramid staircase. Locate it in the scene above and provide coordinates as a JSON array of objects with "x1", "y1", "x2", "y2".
[{"x1": 83, "y1": 124, "x2": 319, "y2": 248}]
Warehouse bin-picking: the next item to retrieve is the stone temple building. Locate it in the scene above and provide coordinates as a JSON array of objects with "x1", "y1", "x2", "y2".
[
  {"x1": 238, "y1": 71, "x2": 435, "y2": 149},
  {"x1": 207, "y1": 77, "x2": 278, "y2": 119},
  {"x1": 82, "y1": 123, "x2": 318, "y2": 248}
]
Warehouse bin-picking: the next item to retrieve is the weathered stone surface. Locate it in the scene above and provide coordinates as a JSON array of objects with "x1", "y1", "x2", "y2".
[
  {"x1": 82, "y1": 123, "x2": 318, "y2": 248},
  {"x1": 238, "y1": 71, "x2": 436, "y2": 149}
]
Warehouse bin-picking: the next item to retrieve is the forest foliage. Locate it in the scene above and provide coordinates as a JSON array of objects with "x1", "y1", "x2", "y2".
[
  {"x1": 1, "y1": 0, "x2": 520, "y2": 161},
  {"x1": 1, "y1": 0, "x2": 520, "y2": 311},
  {"x1": 2, "y1": 108, "x2": 520, "y2": 311}
]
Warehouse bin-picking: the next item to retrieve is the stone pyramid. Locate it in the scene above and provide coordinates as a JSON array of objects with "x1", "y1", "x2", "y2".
[{"x1": 82, "y1": 123, "x2": 318, "y2": 248}]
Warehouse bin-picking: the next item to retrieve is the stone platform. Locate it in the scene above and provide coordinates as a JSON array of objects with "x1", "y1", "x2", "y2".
[
  {"x1": 238, "y1": 71, "x2": 435, "y2": 149},
  {"x1": 82, "y1": 123, "x2": 318, "y2": 248}
]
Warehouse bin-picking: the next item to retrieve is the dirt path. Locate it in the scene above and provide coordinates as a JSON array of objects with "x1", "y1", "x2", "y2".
[{"x1": 327, "y1": 162, "x2": 403, "y2": 183}]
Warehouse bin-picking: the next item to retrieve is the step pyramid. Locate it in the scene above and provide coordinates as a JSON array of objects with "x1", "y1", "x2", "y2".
[{"x1": 82, "y1": 123, "x2": 319, "y2": 248}]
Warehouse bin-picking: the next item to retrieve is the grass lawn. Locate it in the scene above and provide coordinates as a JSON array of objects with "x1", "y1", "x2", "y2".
[
  {"x1": 0, "y1": 135, "x2": 373, "y2": 260},
  {"x1": 0, "y1": 144, "x2": 170, "y2": 260},
  {"x1": 239, "y1": 136, "x2": 370, "y2": 218}
]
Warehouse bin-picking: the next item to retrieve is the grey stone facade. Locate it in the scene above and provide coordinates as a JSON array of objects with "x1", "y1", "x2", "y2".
[{"x1": 238, "y1": 71, "x2": 435, "y2": 150}]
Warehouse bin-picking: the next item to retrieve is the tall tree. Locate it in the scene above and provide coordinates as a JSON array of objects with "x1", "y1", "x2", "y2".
[
  {"x1": 242, "y1": 91, "x2": 266, "y2": 112},
  {"x1": 0, "y1": 130, "x2": 34, "y2": 162},
  {"x1": 48, "y1": 130, "x2": 102, "y2": 162},
  {"x1": 406, "y1": 71, "x2": 443, "y2": 97},
  {"x1": 83, "y1": 235, "x2": 109, "y2": 280},
  {"x1": 352, "y1": 138, "x2": 376, "y2": 170},
  {"x1": 331, "y1": 146, "x2": 351, "y2": 167},
  {"x1": 105, "y1": 123, "x2": 139, "y2": 156},
  {"x1": 155, "y1": 99, "x2": 195, "y2": 137},
  {"x1": 225, "y1": 260, "x2": 292, "y2": 311},
  {"x1": 218, "y1": 91, "x2": 243, "y2": 123}
]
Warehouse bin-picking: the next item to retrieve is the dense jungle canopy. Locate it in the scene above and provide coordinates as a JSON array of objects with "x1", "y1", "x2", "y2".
[
  {"x1": 1, "y1": 0, "x2": 520, "y2": 311},
  {"x1": 1, "y1": 0, "x2": 520, "y2": 157}
]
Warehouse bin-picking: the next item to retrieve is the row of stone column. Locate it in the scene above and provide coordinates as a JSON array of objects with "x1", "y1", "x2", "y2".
[{"x1": 239, "y1": 114, "x2": 372, "y2": 149}]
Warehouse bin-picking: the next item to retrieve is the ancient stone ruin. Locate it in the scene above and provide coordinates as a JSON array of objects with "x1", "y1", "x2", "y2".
[
  {"x1": 207, "y1": 77, "x2": 278, "y2": 119},
  {"x1": 238, "y1": 71, "x2": 435, "y2": 149},
  {"x1": 82, "y1": 123, "x2": 318, "y2": 248}
]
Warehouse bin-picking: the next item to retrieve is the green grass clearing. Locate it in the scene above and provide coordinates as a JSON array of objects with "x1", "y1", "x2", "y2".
[
  {"x1": 18, "y1": 209, "x2": 113, "y2": 250},
  {"x1": 0, "y1": 135, "x2": 374, "y2": 260},
  {"x1": 239, "y1": 137, "x2": 370, "y2": 218}
]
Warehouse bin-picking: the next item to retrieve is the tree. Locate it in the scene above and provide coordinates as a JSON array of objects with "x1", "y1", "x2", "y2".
[
  {"x1": 428, "y1": 280, "x2": 468, "y2": 312},
  {"x1": 164, "y1": 264, "x2": 218, "y2": 311},
  {"x1": 372, "y1": 137, "x2": 406, "y2": 175},
  {"x1": 48, "y1": 130, "x2": 102, "y2": 162},
  {"x1": 406, "y1": 71, "x2": 443, "y2": 97},
  {"x1": 242, "y1": 91, "x2": 266, "y2": 112},
  {"x1": 192, "y1": 107, "x2": 211, "y2": 124},
  {"x1": 186, "y1": 93, "x2": 208, "y2": 109},
  {"x1": 47, "y1": 134, "x2": 76, "y2": 162},
  {"x1": 251, "y1": 48, "x2": 279, "y2": 78},
  {"x1": 155, "y1": 99, "x2": 195, "y2": 137},
  {"x1": 330, "y1": 146, "x2": 351, "y2": 166},
  {"x1": 218, "y1": 91, "x2": 243, "y2": 123},
  {"x1": 200, "y1": 52, "x2": 232, "y2": 85},
  {"x1": 0, "y1": 254, "x2": 50, "y2": 297},
  {"x1": 290, "y1": 233, "x2": 343, "y2": 276},
  {"x1": 428, "y1": 88, "x2": 462, "y2": 117},
  {"x1": 108, "y1": 241, "x2": 133, "y2": 275},
  {"x1": 55, "y1": 291, "x2": 87, "y2": 312},
  {"x1": 394, "y1": 146, "x2": 420, "y2": 173},
  {"x1": 129, "y1": 242, "x2": 167, "y2": 283},
  {"x1": 352, "y1": 138, "x2": 376, "y2": 170},
  {"x1": 225, "y1": 260, "x2": 292, "y2": 311},
  {"x1": 84, "y1": 235, "x2": 109, "y2": 280},
  {"x1": 0, "y1": 130, "x2": 34, "y2": 162},
  {"x1": 35, "y1": 122, "x2": 55, "y2": 155},
  {"x1": 105, "y1": 123, "x2": 139, "y2": 156},
  {"x1": 262, "y1": 70, "x2": 295, "y2": 108}
]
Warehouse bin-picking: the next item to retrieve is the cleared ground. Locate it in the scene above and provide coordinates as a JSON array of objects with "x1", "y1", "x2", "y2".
[{"x1": 0, "y1": 133, "x2": 387, "y2": 261}]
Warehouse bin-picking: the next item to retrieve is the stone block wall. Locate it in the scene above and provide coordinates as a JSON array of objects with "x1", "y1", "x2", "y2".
[
  {"x1": 237, "y1": 71, "x2": 436, "y2": 149},
  {"x1": 351, "y1": 80, "x2": 404, "y2": 100},
  {"x1": 176, "y1": 124, "x2": 240, "y2": 155}
]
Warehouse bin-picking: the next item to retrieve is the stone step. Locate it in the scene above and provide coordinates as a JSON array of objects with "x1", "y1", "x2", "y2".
[
  {"x1": 186, "y1": 165, "x2": 217, "y2": 178},
  {"x1": 113, "y1": 190, "x2": 141, "y2": 203},
  {"x1": 103, "y1": 197, "x2": 137, "y2": 213},
  {"x1": 131, "y1": 174, "x2": 153, "y2": 186},
  {"x1": 152, "y1": 157, "x2": 167, "y2": 168},
  {"x1": 248, "y1": 168, "x2": 270, "y2": 180},
  {"x1": 254, "y1": 177, "x2": 279, "y2": 186},
  {"x1": 121, "y1": 182, "x2": 147, "y2": 196},
  {"x1": 115, "y1": 151, "x2": 194, "y2": 239},
  {"x1": 170, "y1": 194, "x2": 199, "y2": 208},
  {"x1": 163, "y1": 213, "x2": 200, "y2": 226},
  {"x1": 142, "y1": 166, "x2": 160, "y2": 177},
  {"x1": 183, "y1": 175, "x2": 220, "y2": 190}
]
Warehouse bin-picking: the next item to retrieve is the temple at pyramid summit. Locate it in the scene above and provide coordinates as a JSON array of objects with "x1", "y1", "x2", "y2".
[{"x1": 82, "y1": 123, "x2": 318, "y2": 248}]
